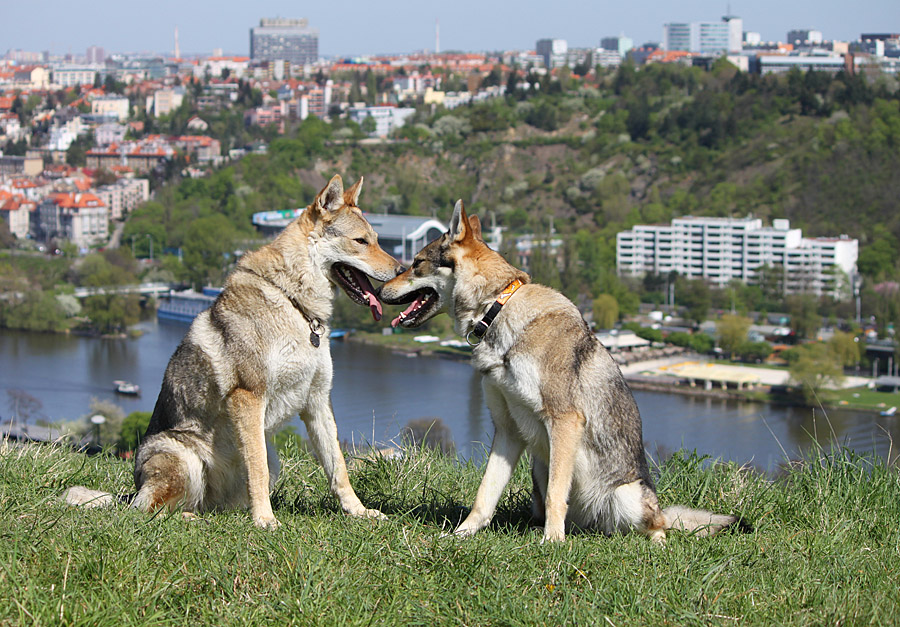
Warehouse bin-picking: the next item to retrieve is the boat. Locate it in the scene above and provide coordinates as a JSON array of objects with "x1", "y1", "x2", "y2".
[
  {"x1": 157, "y1": 287, "x2": 222, "y2": 323},
  {"x1": 880, "y1": 406, "x2": 896, "y2": 416},
  {"x1": 113, "y1": 380, "x2": 141, "y2": 396}
]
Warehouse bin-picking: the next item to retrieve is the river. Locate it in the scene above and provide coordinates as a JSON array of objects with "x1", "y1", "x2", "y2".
[{"x1": 2, "y1": 322, "x2": 898, "y2": 471}]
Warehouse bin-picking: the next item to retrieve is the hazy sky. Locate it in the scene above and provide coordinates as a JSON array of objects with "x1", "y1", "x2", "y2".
[{"x1": 2, "y1": 0, "x2": 898, "y2": 58}]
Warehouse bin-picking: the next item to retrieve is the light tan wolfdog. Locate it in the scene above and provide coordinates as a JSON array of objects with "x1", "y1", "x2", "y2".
[
  {"x1": 380, "y1": 200, "x2": 737, "y2": 543},
  {"x1": 65, "y1": 175, "x2": 402, "y2": 528}
]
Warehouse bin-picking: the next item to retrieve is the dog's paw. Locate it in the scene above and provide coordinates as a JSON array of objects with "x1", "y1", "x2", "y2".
[
  {"x1": 253, "y1": 515, "x2": 281, "y2": 530},
  {"x1": 442, "y1": 525, "x2": 478, "y2": 539},
  {"x1": 355, "y1": 507, "x2": 387, "y2": 521},
  {"x1": 540, "y1": 529, "x2": 566, "y2": 544}
]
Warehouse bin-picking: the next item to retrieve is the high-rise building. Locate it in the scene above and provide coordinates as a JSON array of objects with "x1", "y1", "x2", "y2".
[
  {"x1": 536, "y1": 38, "x2": 567, "y2": 69},
  {"x1": 787, "y1": 29, "x2": 823, "y2": 45},
  {"x1": 663, "y1": 15, "x2": 742, "y2": 55},
  {"x1": 86, "y1": 45, "x2": 105, "y2": 64},
  {"x1": 250, "y1": 18, "x2": 319, "y2": 65},
  {"x1": 600, "y1": 35, "x2": 634, "y2": 56}
]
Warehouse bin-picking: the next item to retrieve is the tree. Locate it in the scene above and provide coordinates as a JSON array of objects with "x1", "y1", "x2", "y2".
[
  {"x1": 786, "y1": 294, "x2": 820, "y2": 340},
  {"x1": 181, "y1": 214, "x2": 239, "y2": 287},
  {"x1": 361, "y1": 114, "x2": 377, "y2": 135},
  {"x1": 717, "y1": 314, "x2": 752, "y2": 358},
  {"x1": 118, "y1": 411, "x2": 152, "y2": 451},
  {"x1": 787, "y1": 342, "x2": 844, "y2": 404},
  {"x1": 828, "y1": 330, "x2": 860, "y2": 368},
  {"x1": 592, "y1": 294, "x2": 619, "y2": 329},
  {"x1": 737, "y1": 340, "x2": 773, "y2": 363},
  {"x1": 6, "y1": 389, "x2": 44, "y2": 432}
]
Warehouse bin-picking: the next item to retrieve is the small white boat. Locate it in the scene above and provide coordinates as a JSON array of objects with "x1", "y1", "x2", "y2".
[
  {"x1": 113, "y1": 380, "x2": 141, "y2": 396},
  {"x1": 880, "y1": 406, "x2": 896, "y2": 417}
]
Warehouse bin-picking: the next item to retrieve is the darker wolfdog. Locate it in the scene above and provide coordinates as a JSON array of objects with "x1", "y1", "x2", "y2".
[{"x1": 380, "y1": 200, "x2": 736, "y2": 542}]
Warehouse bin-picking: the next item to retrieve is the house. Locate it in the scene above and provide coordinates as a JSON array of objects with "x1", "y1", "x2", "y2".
[
  {"x1": 0, "y1": 191, "x2": 34, "y2": 238},
  {"x1": 35, "y1": 192, "x2": 109, "y2": 248},
  {"x1": 146, "y1": 87, "x2": 185, "y2": 117},
  {"x1": 0, "y1": 155, "x2": 43, "y2": 177}
]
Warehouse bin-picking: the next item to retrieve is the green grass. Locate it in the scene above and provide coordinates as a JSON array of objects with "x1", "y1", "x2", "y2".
[{"x1": 2, "y1": 439, "x2": 899, "y2": 626}]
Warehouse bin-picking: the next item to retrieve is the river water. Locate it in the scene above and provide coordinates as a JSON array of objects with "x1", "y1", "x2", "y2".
[{"x1": 2, "y1": 322, "x2": 898, "y2": 471}]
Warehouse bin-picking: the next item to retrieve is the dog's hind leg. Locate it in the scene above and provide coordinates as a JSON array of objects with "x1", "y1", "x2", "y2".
[
  {"x1": 454, "y1": 386, "x2": 525, "y2": 537},
  {"x1": 301, "y1": 390, "x2": 384, "y2": 520},
  {"x1": 132, "y1": 444, "x2": 204, "y2": 516},
  {"x1": 228, "y1": 388, "x2": 280, "y2": 529},
  {"x1": 541, "y1": 411, "x2": 585, "y2": 543},
  {"x1": 611, "y1": 480, "x2": 668, "y2": 543}
]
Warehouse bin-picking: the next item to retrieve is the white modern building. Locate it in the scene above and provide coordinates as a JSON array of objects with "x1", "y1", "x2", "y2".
[
  {"x1": 347, "y1": 105, "x2": 415, "y2": 137},
  {"x1": 91, "y1": 95, "x2": 130, "y2": 122},
  {"x1": 51, "y1": 66, "x2": 100, "y2": 87},
  {"x1": 616, "y1": 216, "x2": 858, "y2": 297},
  {"x1": 664, "y1": 15, "x2": 742, "y2": 55}
]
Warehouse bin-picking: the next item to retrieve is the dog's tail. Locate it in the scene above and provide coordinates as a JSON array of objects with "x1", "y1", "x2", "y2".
[
  {"x1": 63, "y1": 486, "x2": 135, "y2": 509},
  {"x1": 662, "y1": 505, "x2": 737, "y2": 537}
]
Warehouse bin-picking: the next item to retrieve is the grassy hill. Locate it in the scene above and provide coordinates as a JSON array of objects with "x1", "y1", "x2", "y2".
[{"x1": 2, "y1": 439, "x2": 898, "y2": 625}]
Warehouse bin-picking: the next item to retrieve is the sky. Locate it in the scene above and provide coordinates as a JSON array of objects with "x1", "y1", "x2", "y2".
[{"x1": 2, "y1": 0, "x2": 898, "y2": 58}]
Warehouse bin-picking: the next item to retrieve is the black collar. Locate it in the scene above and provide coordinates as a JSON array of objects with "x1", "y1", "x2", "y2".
[{"x1": 466, "y1": 279, "x2": 524, "y2": 346}]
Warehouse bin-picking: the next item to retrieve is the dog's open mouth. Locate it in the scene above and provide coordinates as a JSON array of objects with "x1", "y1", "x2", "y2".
[
  {"x1": 390, "y1": 288, "x2": 439, "y2": 328},
  {"x1": 332, "y1": 263, "x2": 383, "y2": 321}
]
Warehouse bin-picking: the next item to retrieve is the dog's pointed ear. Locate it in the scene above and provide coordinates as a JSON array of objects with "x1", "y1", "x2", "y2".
[
  {"x1": 344, "y1": 176, "x2": 364, "y2": 207},
  {"x1": 468, "y1": 214, "x2": 483, "y2": 241},
  {"x1": 313, "y1": 175, "x2": 344, "y2": 216},
  {"x1": 448, "y1": 199, "x2": 469, "y2": 242}
]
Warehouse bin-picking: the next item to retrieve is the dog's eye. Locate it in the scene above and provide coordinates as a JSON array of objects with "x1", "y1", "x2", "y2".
[
  {"x1": 413, "y1": 259, "x2": 424, "y2": 269},
  {"x1": 354, "y1": 238, "x2": 368, "y2": 246}
]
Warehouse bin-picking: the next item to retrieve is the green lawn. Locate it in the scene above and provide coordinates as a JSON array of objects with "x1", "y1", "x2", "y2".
[{"x1": 1, "y1": 439, "x2": 898, "y2": 625}]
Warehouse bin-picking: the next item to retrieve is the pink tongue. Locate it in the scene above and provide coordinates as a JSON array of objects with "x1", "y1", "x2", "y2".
[
  {"x1": 367, "y1": 293, "x2": 382, "y2": 322},
  {"x1": 391, "y1": 295, "x2": 424, "y2": 328},
  {"x1": 348, "y1": 267, "x2": 383, "y2": 321}
]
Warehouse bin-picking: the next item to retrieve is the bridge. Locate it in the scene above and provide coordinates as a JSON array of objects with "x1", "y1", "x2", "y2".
[{"x1": 71, "y1": 282, "x2": 180, "y2": 299}]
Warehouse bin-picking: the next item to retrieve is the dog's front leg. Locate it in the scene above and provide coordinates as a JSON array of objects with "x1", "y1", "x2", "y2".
[
  {"x1": 301, "y1": 395, "x2": 385, "y2": 520},
  {"x1": 454, "y1": 385, "x2": 524, "y2": 537},
  {"x1": 542, "y1": 411, "x2": 585, "y2": 543},
  {"x1": 229, "y1": 389, "x2": 280, "y2": 529}
]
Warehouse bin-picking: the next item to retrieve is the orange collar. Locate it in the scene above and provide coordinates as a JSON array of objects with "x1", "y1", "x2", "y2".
[{"x1": 468, "y1": 279, "x2": 524, "y2": 344}]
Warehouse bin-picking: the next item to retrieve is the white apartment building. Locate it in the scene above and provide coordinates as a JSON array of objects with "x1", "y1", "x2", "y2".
[
  {"x1": 95, "y1": 178, "x2": 150, "y2": 221},
  {"x1": 52, "y1": 66, "x2": 100, "y2": 87},
  {"x1": 347, "y1": 105, "x2": 415, "y2": 137},
  {"x1": 616, "y1": 216, "x2": 858, "y2": 297},
  {"x1": 91, "y1": 95, "x2": 130, "y2": 121}
]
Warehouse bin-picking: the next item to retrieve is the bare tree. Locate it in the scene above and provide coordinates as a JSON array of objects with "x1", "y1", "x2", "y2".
[{"x1": 6, "y1": 389, "x2": 44, "y2": 434}]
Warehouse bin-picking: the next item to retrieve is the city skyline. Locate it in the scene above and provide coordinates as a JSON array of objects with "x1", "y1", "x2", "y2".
[{"x1": 1, "y1": 0, "x2": 897, "y2": 59}]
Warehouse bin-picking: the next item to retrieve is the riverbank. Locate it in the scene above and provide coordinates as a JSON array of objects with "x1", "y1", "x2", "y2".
[{"x1": 349, "y1": 331, "x2": 896, "y2": 415}]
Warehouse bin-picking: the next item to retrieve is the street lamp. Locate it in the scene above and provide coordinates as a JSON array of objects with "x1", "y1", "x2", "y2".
[{"x1": 90, "y1": 414, "x2": 106, "y2": 447}]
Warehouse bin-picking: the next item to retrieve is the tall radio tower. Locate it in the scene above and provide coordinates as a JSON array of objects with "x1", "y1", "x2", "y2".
[
  {"x1": 174, "y1": 26, "x2": 180, "y2": 59},
  {"x1": 435, "y1": 19, "x2": 440, "y2": 54}
]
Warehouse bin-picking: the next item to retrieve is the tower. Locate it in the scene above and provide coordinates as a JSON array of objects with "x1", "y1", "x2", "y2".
[
  {"x1": 435, "y1": 19, "x2": 440, "y2": 54},
  {"x1": 174, "y1": 26, "x2": 180, "y2": 59}
]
